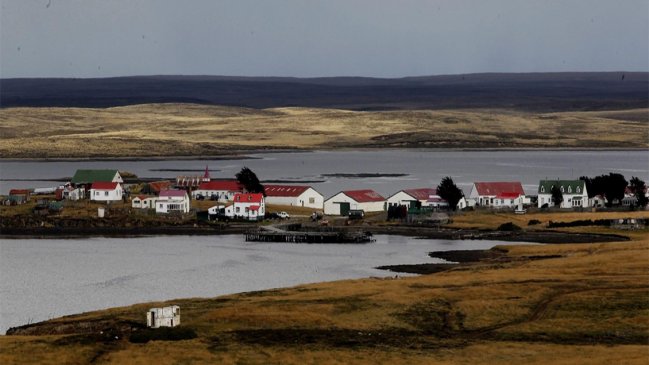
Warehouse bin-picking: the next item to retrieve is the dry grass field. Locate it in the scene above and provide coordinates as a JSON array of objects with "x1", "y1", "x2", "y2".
[
  {"x1": 1, "y1": 211, "x2": 648, "y2": 364},
  {"x1": 0, "y1": 104, "x2": 647, "y2": 157}
]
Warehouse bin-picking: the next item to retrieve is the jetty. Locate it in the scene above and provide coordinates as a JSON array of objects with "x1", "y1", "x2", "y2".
[{"x1": 245, "y1": 224, "x2": 375, "y2": 244}]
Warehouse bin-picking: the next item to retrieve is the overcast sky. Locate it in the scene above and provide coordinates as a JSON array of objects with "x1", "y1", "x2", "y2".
[{"x1": 1, "y1": 0, "x2": 647, "y2": 78}]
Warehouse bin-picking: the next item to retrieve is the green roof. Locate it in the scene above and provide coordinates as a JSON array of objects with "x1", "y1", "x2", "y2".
[
  {"x1": 538, "y1": 180, "x2": 586, "y2": 194},
  {"x1": 71, "y1": 169, "x2": 119, "y2": 184}
]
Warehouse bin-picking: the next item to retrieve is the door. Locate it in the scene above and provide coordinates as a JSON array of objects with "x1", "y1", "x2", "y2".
[
  {"x1": 338, "y1": 202, "x2": 350, "y2": 216},
  {"x1": 150, "y1": 311, "x2": 156, "y2": 328}
]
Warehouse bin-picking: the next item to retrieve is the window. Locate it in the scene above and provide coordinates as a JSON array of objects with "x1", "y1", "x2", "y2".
[
  {"x1": 236, "y1": 207, "x2": 240, "y2": 213},
  {"x1": 540, "y1": 186, "x2": 545, "y2": 193},
  {"x1": 576, "y1": 186, "x2": 581, "y2": 193},
  {"x1": 105, "y1": 191, "x2": 109, "y2": 196},
  {"x1": 309, "y1": 197, "x2": 315, "y2": 204},
  {"x1": 560, "y1": 186, "x2": 564, "y2": 193},
  {"x1": 568, "y1": 186, "x2": 572, "y2": 193}
]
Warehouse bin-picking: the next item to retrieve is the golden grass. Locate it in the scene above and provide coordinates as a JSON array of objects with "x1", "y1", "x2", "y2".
[
  {"x1": 1, "y1": 211, "x2": 648, "y2": 364},
  {"x1": 0, "y1": 104, "x2": 647, "y2": 157}
]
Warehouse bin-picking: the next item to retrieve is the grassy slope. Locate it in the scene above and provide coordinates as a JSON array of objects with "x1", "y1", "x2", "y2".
[
  {"x1": 1, "y1": 211, "x2": 648, "y2": 364},
  {"x1": 0, "y1": 104, "x2": 647, "y2": 158}
]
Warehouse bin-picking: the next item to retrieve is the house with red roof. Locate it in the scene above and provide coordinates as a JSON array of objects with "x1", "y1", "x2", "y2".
[
  {"x1": 156, "y1": 189, "x2": 190, "y2": 214},
  {"x1": 131, "y1": 195, "x2": 157, "y2": 209},
  {"x1": 264, "y1": 184, "x2": 324, "y2": 209},
  {"x1": 469, "y1": 181, "x2": 526, "y2": 208},
  {"x1": 224, "y1": 193, "x2": 265, "y2": 220},
  {"x1": 89, "y1": 182, "x2": 123, "y2": 202},
  {"x1": 387, "y1": 188, "x2": 447, "y2": 209},
  {"x1": 192, "y1": 180, "x2": 244, "y2": 201},
  {"x1": 324, "y1": 189, "x2": 386, "y2": 215}
]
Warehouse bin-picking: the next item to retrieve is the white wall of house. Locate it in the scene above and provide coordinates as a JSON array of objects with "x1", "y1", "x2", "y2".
[
  {"x1": 224, "y1": 199, "x2": 265, "y2": 220},
  {"x1": 265, "y1": 188, "x2": 324, "y2": 209},
  {"x1": 132, "y1": 197, "x2": 156, "y2": 209},
  {"x1": 156, "y1": 193, "x2": 190, "y2": 213},
  {"x1": 538, "y1": 192, "x2": 589, "y2": 209},
  {"x1": 386, "y1": 191, "x2": 420, "y2": 208},
  {"x1": 324, "y1": 193, "x2": 385, "y2": 215},
  {"x1": 192, "y1": 189, "x2": 238, "y2": 201},
  {"x1": 147, "y1": 306, "x2": 180, "y2": 328},
  {"x1": 156, "y1": 199, "x2": 190, "y2": 214},
  {"x1": 90, "y1": 184, "x2": 123, "y2": 202},
  {"x1": 63, "y1": 188, "x2": 84, "y2": 201}
]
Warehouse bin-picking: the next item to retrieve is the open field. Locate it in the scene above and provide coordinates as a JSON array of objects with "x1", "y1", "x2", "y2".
[
  {"x1": 2, "y1": 211, "x2": 648, "y2": 364},
  {"x1": 0, "y1": 104, "x2": 647, "y2": 158}
]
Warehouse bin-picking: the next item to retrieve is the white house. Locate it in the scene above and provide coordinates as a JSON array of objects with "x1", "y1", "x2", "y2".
[
  {"x1": 131, "y1": 195, "x2": 157, "y2": 209},
  {"x1": 224, "y1": 193, "x2": 265, "y2": 220},
  {"x1": 192, "y1": 180, "x2": 244, "y2": 201},
  {"x1": 469, "y1": 182, "x2": 527, "y2": 208},
  {"x1": 538, "y1": 180, "x2": 589, "y2": 209},
  {"x1": 147, "y1": 306, "x2": 180, "y2": 328},
  {"x1": 387, "y1": 188, "x2": 439, "y2": 209},
  {"x1": 89, "y1": 182, "x2": 123, "y2": 202},
  {"x1": 324, "y1": 189, "x2": 386, "y2": 215},
  {"x1": 156, "y1": 189, "x2": 191, "y2": 214},
  {"x1": 264, "y1": 184, "x2": 324, "y2": 209},
  {"x1": 60, "y1": 186, "x2": 85, "y2": 201}
]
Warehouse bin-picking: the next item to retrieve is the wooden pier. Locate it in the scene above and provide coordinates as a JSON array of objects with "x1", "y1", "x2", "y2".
[{"x1": 245, "y1": 225, "x2": 375, "y2": 244}]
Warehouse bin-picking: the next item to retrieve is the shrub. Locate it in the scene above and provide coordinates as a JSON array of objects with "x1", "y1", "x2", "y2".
[
  {"x1": 527, "y1": 219, "x2": 542, "y2": 226},
  {"x1": 498, "y1": 222, "x2": 522, "y2": 231},
  {"x1": 129, "y1": 326, "x2": 197, "y2": 344}
]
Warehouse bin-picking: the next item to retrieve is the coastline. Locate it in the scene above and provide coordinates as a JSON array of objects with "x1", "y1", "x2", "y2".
[
  {"x1": 0, "y1": 222, "x2": 630, "y2": 244},
  {"x1": 1, "y1": 147, "x2": 647, "y2": 162}
]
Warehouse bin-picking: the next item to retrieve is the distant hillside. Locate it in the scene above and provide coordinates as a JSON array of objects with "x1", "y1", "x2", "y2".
[{"x1": 1, "y1": 72, "x2": 647, "y2": 112}]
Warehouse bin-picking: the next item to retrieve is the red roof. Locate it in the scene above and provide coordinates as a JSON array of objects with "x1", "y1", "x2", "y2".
[
  {"x1": 9, "y1": 189, "x2": 31, "y2": 195},
  {"x1": 343, "y1": 189, "x2": 385, "y2": 203},
  {"x1": 160, "y1": 189, "x2": 187, "y2": 198},
  {"x1": 402, "y1": 188, "x2": 437, "y2": 200},
  {"x1": 234, "y1": 193, "x2": 264, "y2": 203},
  {"x1": 148, "y1": 181, "x2": 172, "y2": 193},
  {"x1": 496, "y1": 192, "x2": 522, "y2": 199},
  {"x1": 203, "y1": 165, "x2": 210, "y2": 179},
  {"x1": 264, "y1": 185, "x2": 310, "y2": 197},
  {"x1": 249, "y1": 205, "x2": 261, "y2": 211},
  {"x1": 474, "y1": 182, "x2": 524, "y2": 197},
  {"x1": 91, "y1": 182, "x2": 119, "y2": 190},
  {"x1": 197, "y1": 180, "x2": 243, "y2": 192}
]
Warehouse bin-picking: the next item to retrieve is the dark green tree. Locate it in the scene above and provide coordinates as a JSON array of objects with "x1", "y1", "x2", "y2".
[
  {"x1": 601, "y1": 173, "x2": 627, "y2": 207},
  {"x1": 436, "y1": 177, "x2": 464, "y2": 211},
  {"x1": 629, "y1": 177, "x2": 648, "y2": 208},
  {"x1": 236, "y1": 167, "x2": 266, "y2": 196},
  {"x1": 550, "y1": 185, "x2": 563, "y2": 207},
  {"x1": 581, "y1": 173, "x2": 628, "y2": 206}
]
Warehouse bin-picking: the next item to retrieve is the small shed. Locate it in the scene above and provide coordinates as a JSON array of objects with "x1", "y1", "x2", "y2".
[{"x1": 147, "y1": 305, "x2": 180, "y2": 328}]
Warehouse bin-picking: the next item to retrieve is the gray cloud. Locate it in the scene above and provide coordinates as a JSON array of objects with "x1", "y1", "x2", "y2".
[{"x1": 1, "y1": 0, "x2": 647, "y2": 78}]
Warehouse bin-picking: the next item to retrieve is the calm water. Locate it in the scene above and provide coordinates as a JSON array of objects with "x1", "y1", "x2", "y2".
[
  {"x1": 1, "y1": 149, "x2": 647, "y2": 196},
  {"x1": 0, "y1": 235, "x2": 519, "y2": 334}
]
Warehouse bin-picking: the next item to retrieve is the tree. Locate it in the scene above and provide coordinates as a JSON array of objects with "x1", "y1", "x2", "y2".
[
  {"x1": 580, "y1": 173, "x2": 628, "y2": 207},
  {"x1": 629, "y1": 177, "x2": 648, "y2": 208},
  {"x1": 550, "y1": 185, "x2": 563, "y2": 207},
  {"x1": 601, "y1": 173, "x2": 627, "y2": 207},
  {"x1": 437, "y1": 177, "x2": 464, "y2": 211},
  {"x1": 236, "y1": 167, "x2": 265, "y2": 196}
]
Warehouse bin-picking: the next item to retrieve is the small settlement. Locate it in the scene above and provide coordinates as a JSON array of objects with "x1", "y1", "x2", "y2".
[{"x1": 2, "y1": 165, "x2": 648, "y2": 223}]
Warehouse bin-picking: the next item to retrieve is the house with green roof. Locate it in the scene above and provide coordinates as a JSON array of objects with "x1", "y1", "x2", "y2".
[
  {"x1": 537, "y1": 180, "x2": 589, "y2": 209},
  {"x1": 71, "y1": 169, "x2": 123, "y2": 185}
]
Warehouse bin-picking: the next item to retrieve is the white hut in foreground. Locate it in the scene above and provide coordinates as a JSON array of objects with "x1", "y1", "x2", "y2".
[{"x1": 147, "y1": 306, "x2": 180, "y2": 328}]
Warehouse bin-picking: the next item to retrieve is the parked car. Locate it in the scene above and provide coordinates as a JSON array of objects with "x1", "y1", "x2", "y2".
[{"x1": 277, "y1": 211, "x2": 290, "y2": 219}]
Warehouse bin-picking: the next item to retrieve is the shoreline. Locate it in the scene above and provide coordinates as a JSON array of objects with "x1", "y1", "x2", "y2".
[
  {"x1": 0, "y1": 224, "x2": 630, "y2": 244},
  {"x1": 1, "y1": 147, "x2": 648, "y2": 162}
]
